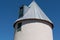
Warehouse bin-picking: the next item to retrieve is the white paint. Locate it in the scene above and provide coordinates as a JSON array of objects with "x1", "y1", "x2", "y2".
[{"x1": 14, "y1": 22, "x2": 53, "y2": 40}]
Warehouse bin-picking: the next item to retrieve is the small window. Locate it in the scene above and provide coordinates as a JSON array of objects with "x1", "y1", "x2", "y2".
[{"x1": 17, "y1": 23, "x2": 22, "y2": 31}]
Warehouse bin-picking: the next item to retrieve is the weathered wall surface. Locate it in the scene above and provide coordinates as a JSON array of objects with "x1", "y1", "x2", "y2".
[{"x1": 14, "y1": 21, "x2": 53, "y2": 40}]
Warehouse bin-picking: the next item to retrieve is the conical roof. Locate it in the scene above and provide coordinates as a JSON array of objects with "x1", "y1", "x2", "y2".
[{"x1": 15, "y1": 1, "x2": 52, "y2": 23}]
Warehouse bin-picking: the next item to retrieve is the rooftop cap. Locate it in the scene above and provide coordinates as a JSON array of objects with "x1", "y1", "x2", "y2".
[{"x1": 14, "y1": 1, "x2": 53, "y2": 28}]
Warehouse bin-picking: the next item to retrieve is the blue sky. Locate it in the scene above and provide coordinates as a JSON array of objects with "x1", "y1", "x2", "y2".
[{"x1": 0, "y1": 0, "x2": 60, "y2": 40}]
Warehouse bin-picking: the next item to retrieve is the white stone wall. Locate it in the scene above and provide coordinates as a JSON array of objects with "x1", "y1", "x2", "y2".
[{"x1": 14, "y1": 22, "x2": 53, "y2": 40}]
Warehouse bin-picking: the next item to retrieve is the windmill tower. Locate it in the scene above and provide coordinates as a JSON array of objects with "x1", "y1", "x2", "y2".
[{"x1": 13, "y1": 1, "x2": 53, "y2": 40}]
